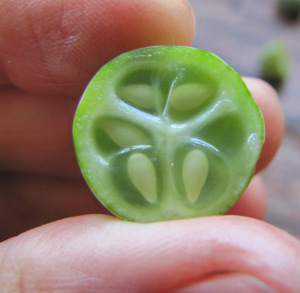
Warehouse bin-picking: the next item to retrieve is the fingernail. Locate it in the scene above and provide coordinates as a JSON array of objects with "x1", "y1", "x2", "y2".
[{"x1": 169, "y1": 273, "x2": 277, "y2": 293}]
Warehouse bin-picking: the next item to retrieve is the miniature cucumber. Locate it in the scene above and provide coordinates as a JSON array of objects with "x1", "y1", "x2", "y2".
[
  {"x1": 73, "y1": 46, "x2": 265, "y2": 222},
  {"x1": 260, "y1": 41, "x2": 288, "y2": 89}
]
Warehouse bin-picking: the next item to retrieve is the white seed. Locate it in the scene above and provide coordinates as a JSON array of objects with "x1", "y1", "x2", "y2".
[
  {"x1": 170, "y1": 83, "x2": 214, "y2": 111},
  {"x1": 182, "y1": 149, "x2": 209, "y2": 203},
  {"x1": 102, "y1": 120, "x2": 149, "y2": 148},
  {"x1": 118, "y1": 84, "x2": 159, "y2": 110},
  {"x1": 127, "y1": 153, "x2": 157, "y2": 203}
]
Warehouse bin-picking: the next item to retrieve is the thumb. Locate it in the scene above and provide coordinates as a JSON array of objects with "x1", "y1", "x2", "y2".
[{"x1": 1, "y1": 215, "x2": 299, "y2": 292}]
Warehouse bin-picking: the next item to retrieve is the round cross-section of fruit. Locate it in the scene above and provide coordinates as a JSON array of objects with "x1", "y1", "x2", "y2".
[{"x1": 73, "y1": 46, "x2": 265, "y2": 222}]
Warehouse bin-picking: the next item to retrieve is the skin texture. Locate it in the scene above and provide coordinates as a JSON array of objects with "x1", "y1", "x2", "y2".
[
  {"x1": 0, "y1": 0, "x2": 294, "y2": 292},
  {"x1": 1, "y1": 216, "x2": 300, "y2": 292}
]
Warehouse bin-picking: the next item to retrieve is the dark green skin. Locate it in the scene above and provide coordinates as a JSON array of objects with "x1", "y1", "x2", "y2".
[
  {"x1": 73, "y1": 46, "x2": 265, "y2": 223},
  {"x1": 278, "y1": 0, "x2": 300, "y2": 20}
]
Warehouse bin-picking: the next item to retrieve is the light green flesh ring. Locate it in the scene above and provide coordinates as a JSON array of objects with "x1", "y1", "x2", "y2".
[
  {"x1": 118, "y1": 84, "x2": 159, "y2": 110},
  {"x1": 102, "y1": 120, "x2": 150, "y2": 148},
  {"x1": 170, "y1": 83, "x2": 213, "y2": 111},
  {"x1": 127, "y1": 153, "x2": 157, "y2": 203},
  {"x1": 182, "y1": 149, "x2": 209, "y2": 203}
]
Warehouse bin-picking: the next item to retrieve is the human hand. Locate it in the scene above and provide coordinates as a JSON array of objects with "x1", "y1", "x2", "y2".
[
  {"x1": 1, "y1": 0, "x2": 298, "y2": 292},
  {"x1": 0, "y1": 0, "x2": 195, "y2": 239}
]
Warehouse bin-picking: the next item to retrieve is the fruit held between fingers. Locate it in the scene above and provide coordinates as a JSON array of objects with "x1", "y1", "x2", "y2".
[{"x1": 73, "y1": 46, "x2": 265, "y2": 222}]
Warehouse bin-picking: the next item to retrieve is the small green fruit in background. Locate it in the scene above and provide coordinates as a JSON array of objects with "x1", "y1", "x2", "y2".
[
  {"x1": 260, "y1": 41, "x2": 289, "y2": 89},
  {"x1": 277, "y1": 0, "x2": 300, "y2": 20}
]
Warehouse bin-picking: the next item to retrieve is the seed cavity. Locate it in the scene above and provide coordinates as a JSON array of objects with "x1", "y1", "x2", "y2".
[
  {"x1": 102, "y1": 119, "x2": 150, "y2": 148},
  {"x1": 127, "y1": 153, "x2": 157, "y2": 203},
  {"x1": 182, "y1": 149, "x2": 209, "y2": 203},
  {"x1": 170, "y1": 83, "x2": 214, "y2": 111},
  {"x1": 118, "y1": 84, "x2": 160, "y2": 110}
]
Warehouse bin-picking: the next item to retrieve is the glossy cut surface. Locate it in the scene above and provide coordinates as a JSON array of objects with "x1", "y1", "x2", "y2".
[{"x1": 73, "y1": 46, "x2": 265, "y2": 222}]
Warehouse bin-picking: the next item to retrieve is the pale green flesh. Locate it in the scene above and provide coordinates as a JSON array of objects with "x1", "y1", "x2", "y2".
[{"x1": 73, "y1": 46, "x2": 265, "y2": 222}]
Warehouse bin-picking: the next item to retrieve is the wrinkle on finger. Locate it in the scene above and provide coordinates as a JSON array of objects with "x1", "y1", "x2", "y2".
[{"x1": 168, "y1": 272, "x2": 278, "y2": 293}]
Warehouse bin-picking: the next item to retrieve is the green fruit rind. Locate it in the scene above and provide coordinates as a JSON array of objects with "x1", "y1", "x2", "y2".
[{"x1": 73, "y1": 46, "x2": 265, "y2": 222}]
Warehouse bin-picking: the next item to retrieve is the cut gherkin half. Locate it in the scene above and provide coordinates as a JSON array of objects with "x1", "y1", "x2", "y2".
[{"x1": 73, "y1": 46, "x2": 265, "y2": 222}]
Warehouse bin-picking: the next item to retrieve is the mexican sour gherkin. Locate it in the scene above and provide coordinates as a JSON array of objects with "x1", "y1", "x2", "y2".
[{"x1": 73, "y1": 46, "x2": 265, "y2": 222}]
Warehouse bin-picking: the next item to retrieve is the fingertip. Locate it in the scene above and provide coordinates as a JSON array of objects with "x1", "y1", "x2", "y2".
[
  {"x1": 243, "y1": 77, "x2": 285, "y2": 172},
  {"x1": 89, "y1": 0, "x2": 196, "y2": 53},
  {"x1": 228, "y1": 175, "x2": 267, "y2": 220},
  {"x1": 140, "y1": 0, "x2": 196, "y2": 47}
]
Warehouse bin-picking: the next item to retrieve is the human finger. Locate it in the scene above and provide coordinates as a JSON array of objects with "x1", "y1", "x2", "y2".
[
  {"x1": 0, "y1": 173, "x2": 108, "y2": 241},
  {"x1": 243, "y1": 77, "x2": 284, "y2": 173},
  {"x1": 0, "y1": 0, "x2": 195, "y2": 176},
  {"x1": 0, "y1": 86, "x2": 78, "y2": 176},
  {"x1": 225, "y1": 78, "x2": 283, "y2": 220},
  {"x1": 227, "y1": 175, "x2": 267, "y2": 220},
  {"x1": 1, "y1": 215, "x2": 299, "y2": 292},
  {"x1": 0, "y1": 0, "x2": 195, "y2": 96}
]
